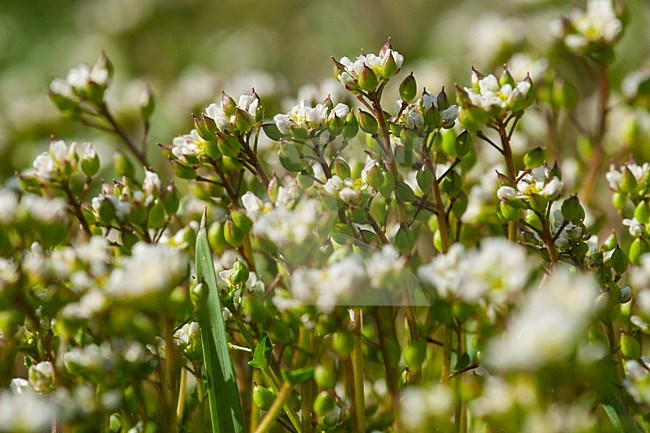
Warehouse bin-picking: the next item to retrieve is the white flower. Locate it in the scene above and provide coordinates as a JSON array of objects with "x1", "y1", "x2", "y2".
[
  {"x1": 63, "y1": 344, "x2": 115, "y2": 374},
  {"x1": 465, "y1": 72, "x2": 532, "y2": 113},
  {"x1": 105, "y1": 242, "x2": 187, "y2": 302},
  {"x1": 275, "y1": 99, "x2": 348, "y2": 133},
  {"x1": 142, "y1": 170, "x2": 161, "y2": 196},
  {"x1": 323, "y1": 175, "x2": 343, "y2": 194},
  {"x1": 0, "y1": 189, "x2": 18, "y2": 224},
  {"x1": 174, "y1": 322, "x2": 200, "y2": 348},
  {"x1": 0, "y1": 390, "x2": 54, "y2": 432},
  {"x1": 241, "y1": 191, "x2": 265, "y2": 215},
  {"x1": 485, "y1": 267, "x2": 598, "y2": 370},
  {"x1": 172, "y1": 130, "x2": 201, "y2": 161},
  {"x1": 497, "y1": 186, "x2": 516, "y2": 201},
  {"x1": 28, "y1": 361, "x2": 55, "y2": 393},
  {"x1": 399, "y1": 385, "x2": 453, "y2": 431},
  {"x1": 624, "y1": 218, "x2": 644, "y2": 237},
  {"x1": 567, "y1": 0, "x2": 622, "y2": 46}
]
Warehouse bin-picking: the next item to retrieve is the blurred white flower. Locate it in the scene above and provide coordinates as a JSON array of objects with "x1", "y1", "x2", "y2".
[
  {"x1": 399, "y1": 385, "x2": 453, "y2": 432},
  {"x1": 0, "y1": 390, "x2": 54, "y2": 433},
  {"x1": 485, "y1": 267, "x2": 598, "y2": 370}
]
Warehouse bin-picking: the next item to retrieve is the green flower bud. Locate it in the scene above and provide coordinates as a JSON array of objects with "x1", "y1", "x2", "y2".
[
  {"x1": 399, "y1": 73, "x2": 417, "y2": 103},
  {"x1": 395, "y1": 181, "x2": 416, "y2": 202},
  {"x1": 253, "y1": 385, "x2": 275, "y2": 411},
  {"x1": 561, "y1": 195, "x2": 585, "y2": 223},
  {"x1": 621, "y1": 166, "x2": 639, "y2": 194},
  {"x1": 193, "y1": 114, "x2": 215, "y2": 141},
  {"x1": 342, "y1": 112, "x2": 359, "y2": 139},
  {"x1": 621, "y1": 334, "x2": 641, "y2": 359},
  {"x1": 328, "y1": 113, "x2": 344, "y2": 136},
  {"x1": 382, "y1": 51, "x2": 398, "y2": 78},
  {"x1": 267, "y1": 175, "x2": 280, "y2": 202},
  {"x1": 499, "y1": 67, "x2": 516, "y2": 87},
  {"x1": 313, "y1": 391, "x2": 335, "y2": 415},
  {"x1": 224, "y1": 218, "x2": 245, "y2": 248},
  {"x1": 365, "y1": 163, "x2": 384, "y2": 190},
  {"x1": 602, "y1": 231, "x2": 618, "y2": 250},
  {"x1": 231, "y1": 260, "x2": 250, "y2": 286},
  {"x1": 359, "y1": 65, "x2": 378, "y2": 92},
  {"x1": 416, "y1": 166, "x2": 434, "y2": 192},
  {"x1": 524, "y1": 147, "x2": 545, "y2": 169},
  {"x1": 395, "y1": 224, "x2": 415, "y2": 254},
  {"x1": 358, "y1": 110, "x2": 378, "y2": 135},
  {"x1": 629, "y1": 238, "x2": 649, "y2": 265},
  {"x1": 234, "y1": 108, "x2": 254, "y2": 134},
  {"x1": 458, "y1": 105, "x2": 489, "y2": 132},
  {"x1": 500, "y1": 202, "x2": 521, "y2": 221},
  {"x1": 221, "y1": 91, "x2": 237, "y2": 117},
  {"x1": 81, "y1": 153, "x2": 100, "y2": 178},
  {"x1": 217, "y1": 134, "x2": 241, "y2": 158},
  {"x1": 635, "y1": 201, "x2": 650, "y2": 224},
  {"x1": 612, "y1": 192, "x2": 628, "y2": 212},
  {"x1": 437, "y1": 87, "x2": 449, "y2": 111}
]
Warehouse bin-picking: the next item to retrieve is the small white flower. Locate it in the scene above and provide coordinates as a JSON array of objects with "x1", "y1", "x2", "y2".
[
  {"x1": 623, "y1": 218, "x2": 644, "y2": 237},
  {"x1": 142, "y1": 170, "x2": 161, "y2": 196}
]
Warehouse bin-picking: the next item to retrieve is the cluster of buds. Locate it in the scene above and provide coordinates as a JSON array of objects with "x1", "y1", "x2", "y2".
[
  {"x1": 19, "y1": 140, "x2": 99, "y2": 190},
  {"x1": 49, "y1": 51, "x2": 113, "y2": 111},
  {"x1": 393, "y1": 86, "x2": 458, "y2": 133},
  {"x1": 608, "y1": 161, "x2": 650, "y2": 264},
  {"x1": 273, "y1": 98, "x2": 356, "y2": 140},
  {"x1": 457, "y1": 67, "x2": 534, "y2": 131},
  {"x1": 550, "y1": 206, "x2": 589, "y2": 250},
  {"x1": 91, "y1": 170, "x2": 178, "y2": 238},
  {"x1": 333, "y1": 38, "x2": 404, "y2": 93},
  {"x1": 196, "y1": 91, "x2": 263, "y2": 138},
  {"x1": 174, "y1": 322, "x2": 202, "y2": 361},
  {"x1": 497, "y1": 164, "x2": 563, "y2": 219},
  {"x1": 552, "y1": 0, "x2": 625, "y2": 61}
]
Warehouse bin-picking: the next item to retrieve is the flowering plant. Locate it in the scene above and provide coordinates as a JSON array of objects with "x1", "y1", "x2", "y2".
[{"x1": 3, "y1": 1, "x2": 650, "y2": 433}]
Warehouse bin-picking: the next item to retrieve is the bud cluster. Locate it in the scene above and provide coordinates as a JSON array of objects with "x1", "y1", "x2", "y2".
[
  {"x1": 273, "y1": 98, "x2": 352, "y2": 139},
  {"x1": 457, "y1": 68, "x2": 534, "y2": 131},
  {"x1": 394, "y1": 88, "x2": 458, "y2": 133},
  {"x1": 334, "y1": 39, "x2": 404, "y2": 93},
  {"x1": 49, "y1": 52, "x2": 113, "y2": 110}
]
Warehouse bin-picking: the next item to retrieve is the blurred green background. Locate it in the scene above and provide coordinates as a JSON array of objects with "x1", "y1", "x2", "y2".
[{"x1": 1, "y1": 0, "x2": 649, "y2": 179}]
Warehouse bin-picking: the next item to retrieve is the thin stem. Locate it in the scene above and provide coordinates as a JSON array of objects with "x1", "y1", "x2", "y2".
[
  {"x1": 98, "y1": 103, "x2": 149, "y2": 166},
  {"x1": 350, "y1": 308, "x2": 366, "y2": 433},
  {"x1": 582, "y1": 62, "x2": 610, "y2": 204},
  {"x1": 60, "y1": 181, "x2": 91, "y2": 235},
  {"x1": 374, "y1": 308, "x2": 401, "y2": 430},
  {"x1": 496, "y1": 122, "x2": 518, "y2": 242}
]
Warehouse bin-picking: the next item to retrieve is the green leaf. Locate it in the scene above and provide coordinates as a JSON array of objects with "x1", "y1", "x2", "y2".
[
  {"x1": 248, "y1": 333, "x2": 274, "y2": 369},
  {"x1": 282, "y1": 366, "x2": 314, "y2": 385},
  {"x1": 195, "y1": 211, "x2": 246, "y2": 433},
  {"x1": 602, "y1": 393, "x2": 642, "y2": 433}
]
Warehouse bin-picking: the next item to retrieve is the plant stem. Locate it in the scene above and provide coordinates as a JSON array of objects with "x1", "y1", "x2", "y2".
[
  {"x1": 441, "y1": 325, "x2": 453, "y2": 384},
  {"x1": 540, "y1": 215, "x2": 559, "y2": 266},
  {"x1": 374, "y1": 308, "x2": 401, "y2": 429},
  {"x1": 496, "y1": 123, "x2": 518, "y2": 242},
  {"x1": 582, "y1": 62, "x2": 609, "y2": 205},
  {"x1": 253, "y1": 382, "x2": 293, "y2": 433},
  {"x1": 98, "y1": 103, "x2": 149, "y2": 166},
  {"x1": 426, "y1": 157, "x2": 450, "y2": 254},
  {"x1": 350, "y1": 307, "x2": 366, "y2": 433}
]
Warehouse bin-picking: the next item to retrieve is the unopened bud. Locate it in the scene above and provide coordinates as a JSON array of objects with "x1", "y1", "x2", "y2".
[{"x1": 399, "y1": 73, "x2": 417, "y2": 103}]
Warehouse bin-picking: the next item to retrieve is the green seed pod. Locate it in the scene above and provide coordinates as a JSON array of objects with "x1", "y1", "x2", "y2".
[
  {"x1": 221, "y1": 91, "x2": 237, "y2": 117},
  {"x1": 524, "y1": 147, "x2": 545, "y2": 169},
  {"x1": 395, "y1": 181, "x2": 416, "y2": 203},
  {"x1": 378, "y1": 169, "x2": 395, "y2": 198},
  {"x1": 612, "y1": 192, "x2": 628, "y2": 212},
  {"x1": 161, "y1": 184, "x2": 180, "y2": 216},
  {"x1": 399, "y1": 73, "x2": 417, "y2": 103},
  {"x1": 147, "y1": 200, "x2": 166, "y2": 229},
  {"x1": 610, "y1": 246, "x2": 628, "y2": 276},
  {"x1": 365, "y1": 162, "x2": 384, "y2": 190},
  {"x1": 332, "y1": 331, "x2": 354, "y2": 356},
  {"x1": 437, "y1": 87, "x2": 449, "y2": 111},
  {"x1": 629, "y1": 238, "x2": 649, "y2": 265},
  {"x1": 358, "y1": 110, "x2": 379, "y2": 135},
  {"x1": 416, "y1": 166, "x2": 434, "y2": 192},
  {"x1": 394, "y1": 225, "x2": 415, "y2": 254},
  {"x1": 217, "y1": 134, "x2": 241, "y2": 158},
  {"x1": 231, "y1": 209, "x2": 253, "y2": 233},
  {"x1": 403, "y1": 340, "x2": 427, "y2": 367},
  {"x1": 313, "y1": 391, "x2": 335, "y2": 415},
  {"x1": 253, "y1": 385, "x2": 275, "y2": 411},
  {"x1": 635, "y1": 201, "x2": 650, "y2": 224},
  {"x1": 331, "y1": 158, "x2": 351, "y2": 179},
  {"x1": 342, "y1": 112, "x2": 359, "y2": 139},
  {"x1": 621, "y1": 334, "x2": 641, "y2": 359},
  {"x1": 234, "y1": 108, "x2": 254, "y2": 134},
  {"x1": 561, "y1": 195, "x2": 585, "y2": 223},
  {"x1": 81, "y1": 153, "x2": 100, "y2": 178},
  {"x1": 381, "y1": 51, "x2": 398, "y2": 78},
  {"x1": 328, "y1": 113, "x2": 344, "y2": 137},
  {"x1": 224, "y1": 218, "x2": 245, "y2": 248},
  {"x1": 314, "y1": 364, "x2": 337, "y2": 389},
  {"x1": 454, "y1": 130, "x2": 472, "y2": 158},
  {"x1": 278, "y1": 145, "x2": 303, "y2": 172},
  {"x1": 621, "y1": 166, "x2": 638, "y2": 194},
  {"x1": 500, "y1": 202, "x2": 521, "y2": 221},
  {"x1": 358, "y1": 65, "x2": 378, "y2": 92}
]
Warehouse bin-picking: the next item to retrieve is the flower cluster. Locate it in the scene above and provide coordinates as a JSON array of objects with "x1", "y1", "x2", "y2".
[
  {"x1": 552, "y1": 0, "x2": 624, "y2": 59},
  {"x1": 273, "y1": 98, "x2": 351, "y2": 137},
  {"x1": 334, "y1": 39, "x2": 404, "y2": 92}
]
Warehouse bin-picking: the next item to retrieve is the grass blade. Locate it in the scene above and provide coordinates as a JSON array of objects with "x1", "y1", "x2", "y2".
[{"x1": 195, "y1": 211, "x2": 246, "y2": 433}]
